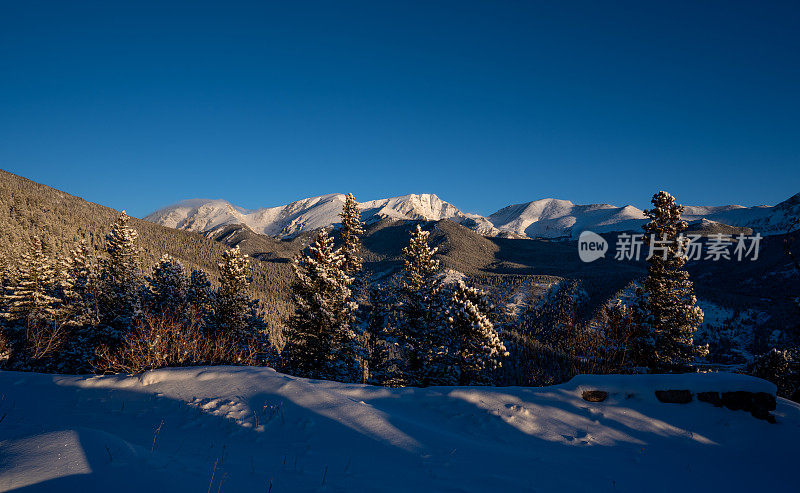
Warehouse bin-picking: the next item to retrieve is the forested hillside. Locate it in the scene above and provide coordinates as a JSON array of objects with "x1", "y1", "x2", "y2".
[{"x1": 0, "y1": 169, "x2": 295, "y2": 337}]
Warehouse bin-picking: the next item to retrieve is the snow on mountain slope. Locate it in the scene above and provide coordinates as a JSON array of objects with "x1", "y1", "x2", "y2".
[
  {"x1": 146, "y1": 193, "x2": 499, "y2": 238},
  {"x1": 0, "y1": 367, "x2": 796, "y2": 492},
  {"x1": 696, "y1": 193, "x2": 800, "y2": 235},
  {"x1": 146, "y1": 193, "x2": 799, "y2": 240},
  {"x1": 145, "y1": 194, "x2": 346, "y2": 237},
  {"x1": 488, "y1": 199, "x2": 647, "y2": 239},
  {"x1": 488, "y1": 195, "x2": 799, "y2": 239}
]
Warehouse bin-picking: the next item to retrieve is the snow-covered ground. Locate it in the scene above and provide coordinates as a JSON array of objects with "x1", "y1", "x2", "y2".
[{"x1": 1, "y1": 367, "x2": 797, "y2": 492}]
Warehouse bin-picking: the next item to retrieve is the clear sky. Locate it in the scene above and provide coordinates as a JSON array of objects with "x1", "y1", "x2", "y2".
[{"x1": 1, "y1": 1, "x2": 798, "y2": 218}]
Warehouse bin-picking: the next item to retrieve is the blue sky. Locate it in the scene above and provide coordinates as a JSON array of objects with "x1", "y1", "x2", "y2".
[{"x1": 1, "y1": 1, "x2": 798, "y2": 218}]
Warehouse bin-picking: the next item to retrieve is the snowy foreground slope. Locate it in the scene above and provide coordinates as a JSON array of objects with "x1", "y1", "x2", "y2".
[{"x1": 1, "y1": 368, "x2": 798, "y2": 493}]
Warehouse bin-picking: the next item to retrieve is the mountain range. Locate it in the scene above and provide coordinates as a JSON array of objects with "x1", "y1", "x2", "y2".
[{"x1": 146, "y1": 192, "x2": 800, "y2": 240}]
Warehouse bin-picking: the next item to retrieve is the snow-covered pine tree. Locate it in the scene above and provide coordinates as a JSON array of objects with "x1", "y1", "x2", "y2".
[
  {"x1": 61, "y1": 237, "x2": 99, "y2": 327},
  {"x1": 632, "y1": 191, "x2": 707, "y2": 370},
  {"x1": 213, "y1": 246, "x2": 266, "y2": 344},
  {"x1": 60, "y1": 237, "x2": 101, "y2": 372},
  {"x1": 0, "y1": 259, "x2": 13, "y2": 365},
  {"x1": 283, "y1": 229, "x2": 361, "y2": 381},
  {"x1": 98, "y1": 211, "x2": 144, "y2": 344},
  {"x1": 339, "y1": 193, "x2": 364, "y2": 277},
  {"x1": 3, "y1": 236, "x2": 62, "y2": 325},
  {"x1": 0, "y1": 253, "x2": 17, "y2": 324},
  {"x1": 445, "y1": 280, "x2": 508, "y2": 385},
  {"x1": 0, "y1": 237, "x2": 68, "y2": 371},
  {"x1": 146, "y1": 254, "x2": 189, "y2": 316},
  {"x1": 398, "y1": 224, "x2": 448, "y2": 386},
  {"x1": 364, "y1": 281, "x2": 406, "y2": 386}
]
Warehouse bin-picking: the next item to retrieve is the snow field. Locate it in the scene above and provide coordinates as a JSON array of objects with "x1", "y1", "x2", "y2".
[{"x1": 1, "y1": 367, "x2": 798, "y2": 492}]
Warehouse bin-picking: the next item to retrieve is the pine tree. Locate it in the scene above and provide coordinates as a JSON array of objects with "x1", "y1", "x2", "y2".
[
  {"x1": 186, "y1": 268, "x2": 214, "y2": 328},
  {"x1": 632, "y1": 191, "x2": 707, "y2": 370},
  {"x1": 0, "y1": 237, "x2": 67, "y2": 371},
  {"x1": 365, "y1": 282, "x2": 405, "y2": 386},
  {"x1": 61, "y1": 238, "x2": 99, "y2": 327},
  {"x1": 98, "y1": 211, "x2": 143, "y2": 344},
  {"x1": 213, "y1": 246, "x2": 266, "y2": 344},
  {"x1": 0, "y1": 257, "x2": 14, "y2": 322},
  {"x1": 445, "y1": 281, "x2": 508, "y2": 385},
  {"x1": 283, "y1": 229, "x2": 361, "y2": 381},
  {"x1": 60, "y1": 237, "x2": 100, "y2": 372},
  {"x1": 339, "y1": 193, "x2": 364, "y2": 276},
  {"x1": 146, "y1": 254, "x2": 189, "y2": 316},
  {"x1": 4, "y1": 236, "x2": 62, "y2": 324},
  {"x1": 398, "y1": 224, "x2": 448, "y2": 386},
  {"x1": 402, "y1": 225, "x2": 440, "y2": 294},
  {"x1": 0, "y1": 259, "x2": 13, "y2": 365}
]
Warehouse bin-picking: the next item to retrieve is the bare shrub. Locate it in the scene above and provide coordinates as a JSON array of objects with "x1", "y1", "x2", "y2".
[
  {"x1": 96, "y1": 311, "x2": 258, "y2": 373},
  {"x1": 26, "y1": 317, "x2": 68, "y2": 362}
]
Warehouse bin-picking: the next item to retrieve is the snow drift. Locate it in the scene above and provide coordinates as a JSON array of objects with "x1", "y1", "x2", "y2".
[{"x1": 1, "y1": 367, "x2": 797, "y2": 492}]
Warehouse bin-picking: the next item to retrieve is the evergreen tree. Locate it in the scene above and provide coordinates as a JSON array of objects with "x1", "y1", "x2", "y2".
[
  {"x1": 749, "y1": 348, "x2": 799, "y2": 399},
  {"x1": 98, "y1": 211, "x2": 143, "y2": 344},
  {"x1": 398, "y1": 224, "x2": 448, "y2": 386},
  {"x1": 365, "y1": 282, "x2": 405, "y2": 386},
  {"x1": 0, "y1": 237, "x2": 68, "y2": 371},
  {"x1": 283, "y1": 229, "x2": 361, "y2": 381},
  {"x1": 213, "y1": 246, "x2": 266, "y2": 344},
  {"x1": 0, "y1": 257, "x2": 13, "y2": 321},
  {"x1": 339, "y1": 193, "x2": 364, "y2": 276},
  {"x1": 3, "y1": 236, "x2": 62, "y2": 324},
  {"x1": 60, "y1": 237, "x2": 100, "y2": 372},
  {"x1": 445, "y1": 281, "x2": 508, "y2": 385},
  {"x1": 632, "y1": 191, "x2": 707, "y2": 370},
  {"x1": 524, "y1": 280, "x2": 589, "y2": 348},
  {"x1": 146, "y1": 254, "x2": 189, "y2": 316},
  {"x1": 61, "y1": 237, "x2": 99, "y2": 327},
  {"x1": 0, "y1": 259, "x2": 13, "y2": 365},
  {"x1": 186, "y1": 268, "x2": 214, "y2": 327}
]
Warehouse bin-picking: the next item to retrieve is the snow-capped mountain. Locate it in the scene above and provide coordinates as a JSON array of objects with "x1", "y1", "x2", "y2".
[
  {"x1": 488, "y1": 193, "x2": 800, "y2": 239},
  {"x1": 146, "y1": 193, "x2": 799, "y2": 240},
  {"x1": 487, "y1": 199, "x2": 647, "y2": 239},
  {"x1": 145, "y1": 193, "x2": 499, "y2": 238},
  {"x1": 683, "y1": 193, "x2": 800, "y2": 236}
]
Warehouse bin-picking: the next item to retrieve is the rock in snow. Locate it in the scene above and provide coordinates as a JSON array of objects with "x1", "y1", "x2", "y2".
[{"x1": 0, "y1": 367, "x2": 797, "y2": 492}]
